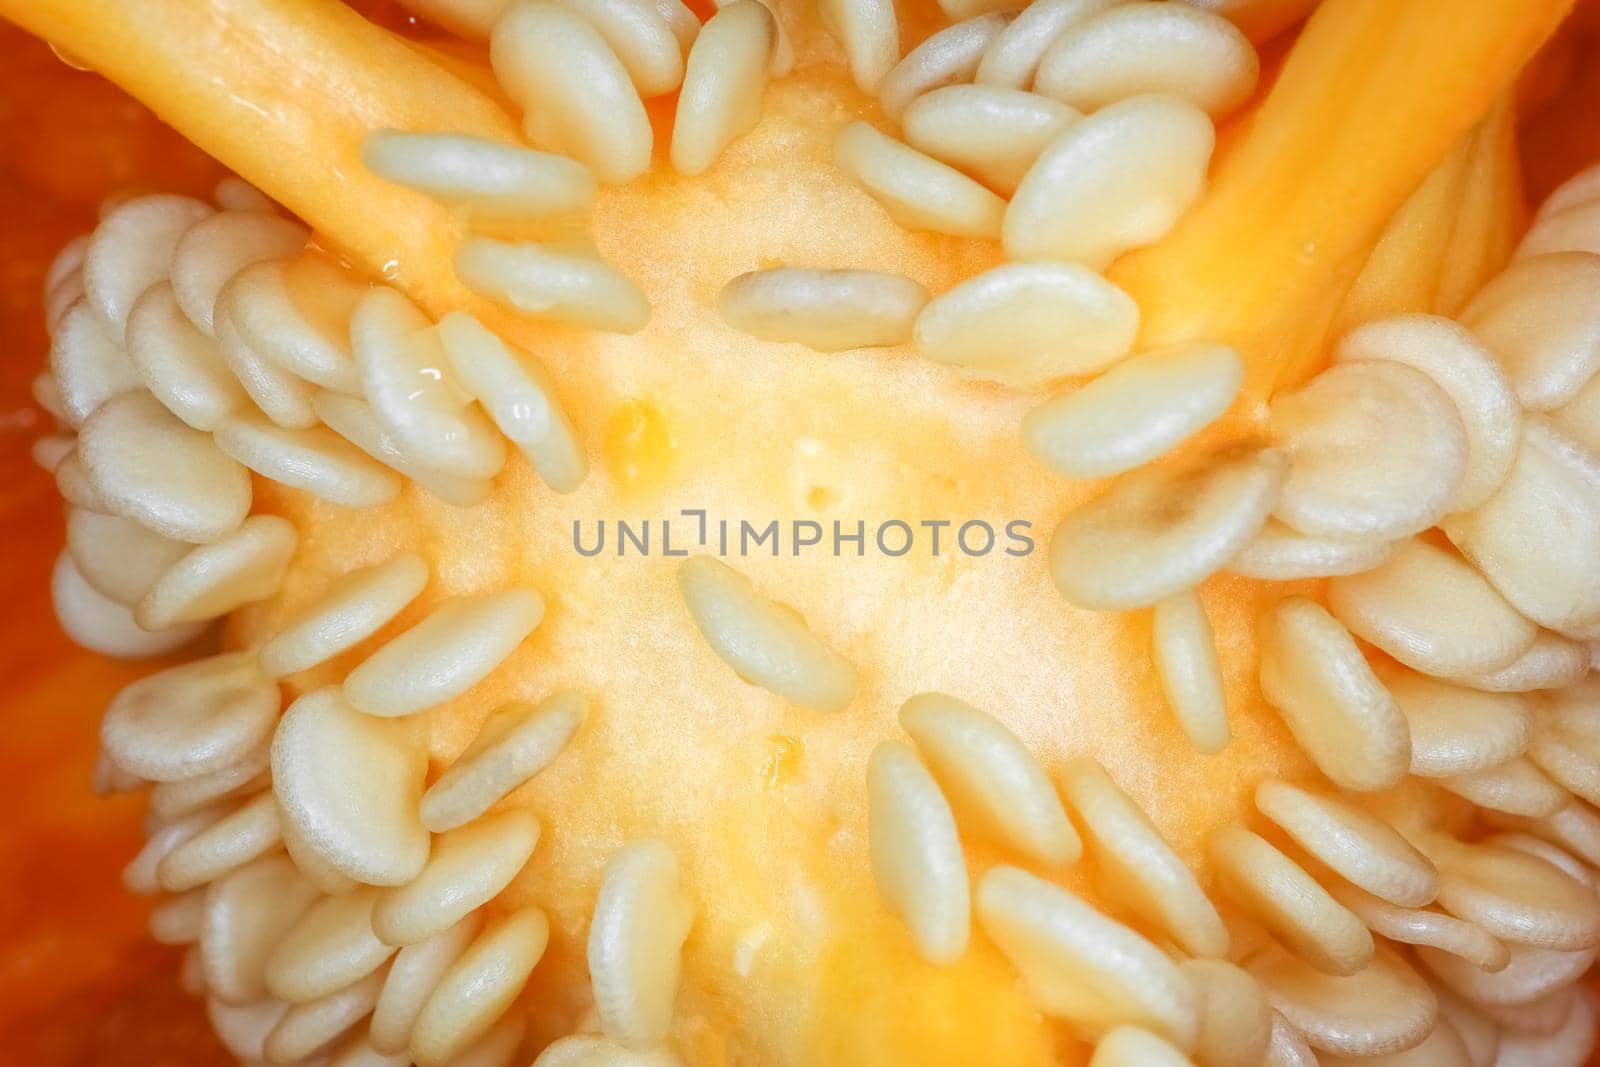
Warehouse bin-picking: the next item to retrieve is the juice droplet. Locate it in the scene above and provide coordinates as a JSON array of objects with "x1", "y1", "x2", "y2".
[{"x1": 604, "y1": 398, "x2": 675, "y2": 492}]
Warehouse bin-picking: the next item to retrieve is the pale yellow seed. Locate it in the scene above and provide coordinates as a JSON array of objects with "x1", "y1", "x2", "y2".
[
  {"x1": 265, "y1": 887, "x2": 396, "y2": 1003},
  {"x1": 150, "y1": 744, "x2": 268, "y2": 821},
  {"x1": 1004, "y1": 94, "x2": 1214, "y2": 268},
  {"x1": 1460, "y1": 251, "x2": 1600, "y2": 411},
  {"x1": 1228, "y1": 519, "x2": 1397, "y2": 581},
  {"x1": 1527, "y1": 678, "x2": 1600, "y2": 807},
  {"x1": 372, "y1": 810, "x2": 540, "y2": 946},
  {"x1": 369, "y1": 916, "x2": 481, "y2": 1054},
  {"x1": 717, "y1": 268, "x2": 929, "y2": 352},
  {"x1": 1335, "y1": 313, "x2": 1521, "y2": 512},
  {"x1": 344, "y1": 588, "x2": 544, "y2": 718},
  {"x1": 137, "y1": 514, "x2": 298, "y2": 630},
  {"x1": 1049, "y1": 444, "x2": 1285, "y2": 610},
  {"x1": 258, "y1": 554, "x2": 427, "y2": 679},
  {"x1": 157, "y1": 790, "x2": 282, "y2": 892},
  {"x1": 588, "y1": 841, "x2": 693, "y2": 1050},
  {"x1": 1455, "y1": 630, "x2": 1589, "y2": 694},
  {"x1": 1088, "y1": 1026, "x2": 1193, "y2": 1067},
  {"x1": 833, "y1": 122, "x2": 1008, "y2": 240},
  {"x1": 207, "y1": 997, "x2": 287, "y2": 1062},
  {"x1": 1387, "y1": 669, "x2": 1531, "y2": 777},
  {"x1": 556, "y1": 0, "x2": 686, "y2": 97},
  {"x1": 678, "y1": 555, "x2": 858, "y2": 713},
  {"x1": 1211, "y1": 827, "x2": 1374, "y2": 976},
  {"x1": 490, "y1": 2, "x2": 653, "y2": 183},
  {"x1": 127, "y1": 282, "x2": 248, "y2": 431},
  {"x1": 271, "y1": 687, "x2": 430, "y2": 887},
  {"x1": 877, "y1": 14, "x2": 1009, "y2": 121},
  {"x1": 421, "y1": 692, "x2": 586, "y2": 832},
  {"x1": 1430, "y1": 838, "x2": 1600, "y2": 951},
  {"x1": 49, "y1": 298, "x2": 142, "y2": 427},
  {"x1": 867, "y1": 740, "x2": 971, "y2": 965},
  {"x1": 101, "y1": 652, "x2": 277, "y2": 782},
  {"x1": 671, "y1": 1, "x2": 776, "y2": 176},
  {"x1": 1519, "y1": 199, "x2": 1600, "y2": 259},
  {"x1": 1259, "y1": 596, "x2": 1411, "y2": 792},
  {"x1": 1254, "y1": 779, "x2": 1437, "y2": 907},
  {"x1": 1438, "y1": 756, "x2": 1569, "y2": 818},
  {"x1": 170, "y1": 211, "x2": 308, "y2": 337},
  {"x1": 533, "y1": 1035, "x2": 687, "y2": 1067},
  {"x1": 975, "y1": 0, "x2": 1126, "y2": 90},
  {"x1": 1270, "y1": 359, "x2": 1467, "y2": 541},
  {"x1": 1036, "y1": 3, "x2": 1258, "y2": 118},
  {"x1": 1150, "y1": 590, "x2": 1229, "y2": 754},
  {"x1": 214, "y1": 295, "x2": 321, "y2": 429},
  {"x1": 261, "y1": 968, "x2": 385, "y2": 1065},
  {"x1": 1059, "y1": 757, "x2": 1228, "y2": 958},
  {"x1": 902, "y1": 85, "x2": 1078, "y2": 195},
  {"x1": 456, "y1": 237, "x2": 651, "y2": 334},
  {"x1": 1418, "y1": 938, "x2": 1594, "y2": 1008},
  {"x1": 200, "y1": 853, "x2": 319, "y2": 1003},
  {"x1": 820, "y1": 0, "x2": 898, "y2": 93},
  {"x1": 313, "y1": 391, "x2": 494, "y2": 509},
  {"x1": 915, "y1": 262, "x2": 1138, "y2": 388},
  {"x1": 1248, "y1": 942, "x2": 1438, "y2": 1058},
  {"x1": 436, "y1": 311, "x2": 589, "y2": 493},
  {"x1": 1490, "y1": 993, "x2": 1596, "y2": 1067},
  {"x1": 1022, "y1": 342, "x2": 1242, "y2": 477},
  {"x1": 225, "y1": 256, "x2": 369, "y2": 395},
  {"x1": 83, "y1": 193, "x2": 212, "y2": 337},
  {"x1": 215, "y1": 412, "x2": 402, "y2": 509},
  {"x1": 975, "y1": 865, "x2": 1199, "y2": 1046},
  {"x1": 1181, "y1": 959, "x2": 1271, "y2": 1067},
  {"x1": 1326, "y1": 881, "x2": 1509, "y2": 974},
  {"x1": 67, "y1": 507, "x2": 189, "y2": 608}
]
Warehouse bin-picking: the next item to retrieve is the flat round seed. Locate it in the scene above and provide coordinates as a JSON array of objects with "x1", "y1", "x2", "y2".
[
  {"x1": 1461, "y1": 252, "x2": 1600, "y2": 411},
  {"x1": 101, "y1": 652, "x2": 278, "y2": 782},
  {"x1": 877, "y1": 14, "x2": 1009, "y2": 121},
  {"x1": 272, "y1": 687, "x2": 430, "y2": 887},
  {"x1": 436, "y1": 311, "x2": 588, "y2": 493},
  {"x1": 588, "y1": 841, "x2": 692, "y2": 1050},
  {"x1": 1228, "y1": 519, "x2": 1396, "y2": 581},
  {"x1": 420, "y1": 691, "x2": 586, "y2": 832},
  {"x1": 150, "y1": 744, "x2": 269, "y2": 821},
  {"x1": 282, "y1": 815, "x2": 360, "y2": 896},
  {"x1": 67, "y1": 507, "x2": 190, "y2": 607},
  {"x1": 1259, "y1": 596, "x2": 1411, "y2": 792},
  {"x1": 490, "y1": 3, "x2": 653, "y2": 183},
  {"x1": 262, "y1": 968, "x2": 385, "y2": 1065},
  {"x1": 369, "y1": 916, "x2": 480, "y2": 1055},
  {"x1": 158, "y1": 791, "x2": 283, "y2": 892},
  {"x1": 170, "y1": 211, "x2": 308, "y2": 337},
  {"x1": 265, "y1": 888, "x2": 397, "y2": 1003},
  {"x1": 1212, "y1": 827, "x2": 1374, "y2": 976},
  {"x1": 902, "y1": 85, "x2": 1078, "y2": 195},
  {"x1": 84, "y1": 194, "x2": 213, "y2": 337},
  {"x1": 555, "y1": 0, "x2": 686, "y2": 97},
  {"x1": 915, "y1": 262, "x2": 1138, "y2": 387},
  {"x1": 78, "y1": 391, "x2": 249, "y2": 543},
  {"x1": 1059, "y1": 757, "x2": 1228, "y2": 958},
  {"x1": 208, "y1": 997, "x2": 288, "y2": 1062},
  {"x1": 1048, "y1": 443, "x2": 1285, "y2": 610},
  {"x1": 1526, "y1": 679, "x2": 1600, "y2": 806},
  {"x1": 1443, "y1": 418, "x2": 1600, "y2": 636},
  {"x1": 1249, "y1": 943, "x2": 1438, "y2": 1058},
  {"x1": 1326, "y1": 882, "x2": 1509, "y2": 973},
  {"x1": 1431, "y1": 840, "x2": 1600, "y2": 951},
  {"x1": 1419, "y1": 939, "x2": 1595, "y2": 1008},
  {"x1": 372, "y1": 810, "x2": 540, "y2": 946},
  {"x1": 150, "y1": 889, "x2": 207, "y2": 945},
  {"x1": 678, "y1": 555, "x2": 858, "y2": 713},
  {"x1": 31, "y1": 434, "x2": 72, "y2": 474},
  {"x1": 533, "y1": 1035, "x2": 687, "y2": 1066},
  {"x1": 49, "y1": 299, "x2": 142, "y2": 427},
  {"x1": 1254, "y1": 780, "x2": 1437, "y2": 907},
  {"x1": 137, "y1": 515, "x2": 298, "y2": 629},
  {"x1": 1024, "y1": 342, "x2": 1242, "y2": 476},
  {"x1": 200, "y1": 853, "x2": 320, "y2": 1003},
  {"x1": 215, "y1": 412, "x2": 401, "y2": 509},
  {"x1": 55, "y1": 450, "x2": 106, "y2": 511},
  {"x1": 1538, "y1": 161, "x2": 1600, "y2": 221},
  {"x1": 670, "y1": 0, "x2": 775, "y2": 176},
  {"x1": 1386, "y1": 670, "x2": 1531, "y2": 777},
  {"x1": 126, "y1": 809, "x2": 221, "y2": 894},
  {"x1": 1151, "y1": 589, "x2": 1230, "y2": 754},
  {"x1": 411, "y1": 907, "x2": 549, "y2": 1066},
  {"x1": 867, "y1": 740, "x2": 971, "y2": 965},
  {"x1": 343, "y1": 588, "x2": 544, "y2": 718},
  {"x1": 434, "y1": 1015, "x2": 524, "y2": 1067},
  {"x1": 1439, "y1": 757, "x2": 1569, "y2": 818},
  {"x1": 214, "y1": 176, "x2": 275, "y2": 213},
  {"x1": 1088, "y1": 1027, "x2": 1191, "y2": 1067},
  {"x1": 45, "y1": 236, "x2": 89, "y2": 338},
  {"x1": 820, "y1": 0, "x2": 897, "y2": 92},
  {"x1": 975, "y1": 865, "x2": 1199, "y2": 1047},
  {"x1": 1327, "y1": 538, "x2": 1536, "y2": 679},
  {"x1": 1435, "y1": 992, "x2": 1498, "y2": 1067},
  {"x1": 52, "y1": 550, "x2": 205, "y2": 659},
  {"x1": 1519, "y1": 199, "x2": 1600, "y2": 258},
  {"x1": 1490, "y1": 994, "x2": 1595, "y2": 1067},
  {"x1": 224, "y1": 256, "x2": 369, "y2": 395},
  {"x1": 1036, "y1": 3, "x2": 1258, "y2": 118},
  {"x1": 259, "y1": 553, "x2": 430, "y2": 679},
  {"x1": 1550, "y1": 365, "x2": 1600, "y2": 456},
  {"x1": 1004, "y1": 94, "x2": 1214, "y2": 268},
  {"x1": 900, "y1": 692, "x2": 1079, "y2": 867},
  {"x1": 329, "y1": 1032, "x2": 414, "y2": 1067},
  {"x1": 1181, "y1": 959, "x2": 1272, "y2": 1067},
  {"x1": 1336, "y1": 314, "x2": 1520, "y2": 511},
  {"x1": 127, "y1": 282, "x2": 248, "y2": 430},
  {"x1": 833, "y1": 122, "x2": 1008, "y2": 239},
  {"x1": 214, "y1": 297, "x2": 321, "y2": 429},
  {"x1": 351, "y1": 287, "x2": 508, "y2": 479},
  {"x1": 712, "y1": 0, "x2": 791, "y2": 73},
  {"x1": 975, "y1": 0, "x2": 1127, "y2": 90},
  {"x1": 455, "y1": 238, "x2": 651, "y2": 334},
  {"x1": 717, "y1": 267, "x2": 928, "y2": 352},
  {"x1": 1271, "y1": 359, "x2": 1467, "y2": 541},
  {"x1": 313, "y1": 391, "x2": 493, "y2": 509},
  {"x1": 363, "y1": 130, "x2": 597, "y2": 223},
  {"x1": 1264, "y1": 1013, "x2": 1319, "y2": 1067}
]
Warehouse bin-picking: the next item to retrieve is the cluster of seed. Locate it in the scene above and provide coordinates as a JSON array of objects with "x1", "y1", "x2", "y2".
[{"x1": 28, "y1": 0, "x2": 1600, "y2": 1063}]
